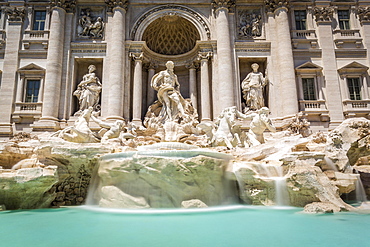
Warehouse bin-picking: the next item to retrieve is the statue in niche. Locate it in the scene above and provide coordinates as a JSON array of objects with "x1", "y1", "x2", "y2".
[
  {"x1": 245, "y1": 107, "x2": 276, "y2": 147},
  {"x1": 150, "y1": 61, "x2": 186, "y2": 123},
  {"x1": 78, "y1": 9, "x2": 104, "y2": 38},
  {"x1": 55, "y1": 107, "x2": 99, "y2": 143},
  {"x1": 238, "y1": 10, "x2": 262, "y2": 38},
  {"x1": 73, "y1": 65, "x2": 102, "y2": 116},
  {"x1": 241, "y1": 63, "x2": 268, "y2": 112}
]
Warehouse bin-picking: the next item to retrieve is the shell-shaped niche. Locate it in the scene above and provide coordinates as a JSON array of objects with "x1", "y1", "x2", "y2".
[{"x1": 142, "y1": 14, "x2": 200, "y2": 55}]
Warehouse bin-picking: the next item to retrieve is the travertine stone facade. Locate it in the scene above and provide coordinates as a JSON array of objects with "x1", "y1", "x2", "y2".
[{"x1": 0, "y1": 0, "x2": 369, "y2": 136}]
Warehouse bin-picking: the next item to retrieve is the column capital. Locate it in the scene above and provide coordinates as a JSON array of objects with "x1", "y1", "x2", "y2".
[
  {"x1": 130, "y1": 52, "x2": 144, "y2": 61},
  {"x1": 211, "y1": 0, "x2": 235, "y2": 13},
  {"x1": 145, "y1": 62, "x2": 158, "y2": 70},
  {"x1": 197, "y1": 51, "x2": 213, "y2": 61},
  {"x1": 357, "y1": 6, "x2": 370, "y2": 24},
  {"x1": 50, "y1": 0, "x2": 76, "y2": 13},
  {"x1": 264, "y1": 0, "x2": 289, "y2": 14},
  {"x1": 312, "y1": 6, "x2": 335, "y2": 23},
  {"x1": 105, "y1": 0, "x2": 128, "y2": 13},
  {"x1": 186, "y1": 62, "x2": 199, "y2": 70},
  {"x1": 5, "y1": 7, "x2": 26, "y2": 23}
]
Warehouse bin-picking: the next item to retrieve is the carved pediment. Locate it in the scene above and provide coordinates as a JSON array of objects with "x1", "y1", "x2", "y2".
[
  {"x1": 338, "y1": 61, "x2": 369, "y2": 75},
  {"x1": 18, "y1": 63, "x2": 45, "y2": 76},
  {"x1": 296, "y1": 62, "x2": 323, "y2": 74}
]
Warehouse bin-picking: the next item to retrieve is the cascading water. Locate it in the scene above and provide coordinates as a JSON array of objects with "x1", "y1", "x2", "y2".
[
  {"x1": 86, "y1": 142, "x2": 237, "y2": 209},
  {"x1": 233, "y1": 162, "x2": 290, "y2": 206},
  {"x1": 354, "y1": 172, "x2": 367, "y2": 203}
]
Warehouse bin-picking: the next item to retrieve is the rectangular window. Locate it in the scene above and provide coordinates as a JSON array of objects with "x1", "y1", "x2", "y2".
[
  {"x1": 347, "y1": 78, "x2": 361, "y2": 100},
  {"x1": 294, "y1": 10, "x2": 307, "y2": 30},
  {"x1": 338, "y1": 10, "x2": 350, "y2": 30},
  {"x1": 302, "y1": 78, "x2": 316, "y2": 100},
  {"x1": 33, "y1": 11, "x2": 46, "y2": 31},
  {"x1": 25, "y1": 80, "x2": 40, "y2": 103}
]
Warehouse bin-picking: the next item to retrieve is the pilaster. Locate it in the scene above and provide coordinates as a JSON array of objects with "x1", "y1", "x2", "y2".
[
  {"x1": 313, "y1": 6, "x2": 344, "y2": 128},
  {"x1": 0, "y1": 6, "x2": 25, "y2": 136},
  {"x1": 198, "y1": 52, "x2": 213, "y2": 122}
]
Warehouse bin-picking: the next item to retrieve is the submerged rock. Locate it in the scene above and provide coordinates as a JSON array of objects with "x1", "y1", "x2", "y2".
[
  {"x1": 181, "y1": 199, "x2": 208, "y2": 208},
  {"x1": 304, "y1": 202, "x2": 341, "y2": 214}
]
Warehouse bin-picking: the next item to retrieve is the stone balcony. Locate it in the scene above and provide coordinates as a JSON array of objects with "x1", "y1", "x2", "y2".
[
  {"x1": 343, "y1": 100, "x2": 370, "y2": 118},
  {"x1": 333, "y1": 29, "x2": 362, "y2": 48},
  {"x1": 299, "y1": 100, "x2": 330, "y2": 122},
  {"x1": 12, "y1": 102, "x2": 42, "y2": 123},
  {"x1": 291, "y1": 30, "x2": 318, "y2": 49},
  {"x1": 22, "y1": 30, "x2": 49, "y2": 49}
]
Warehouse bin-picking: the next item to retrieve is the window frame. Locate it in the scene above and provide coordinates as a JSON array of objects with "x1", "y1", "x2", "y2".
[
  {"x1": 302, "y1": 77, "x2": 317, "y2": 100},
  {"x1": 32, "y1": 10, "x2": 46, "y2": 31},
  {"x1": 294, "y1": 10, "x2": 307, "y2": 31},
  {"x1": 24, "y1": 79, "x2": 41, "y2": 103},
  {"x1": 338, "y1": 9, "x2": 350, "y2": 30}
]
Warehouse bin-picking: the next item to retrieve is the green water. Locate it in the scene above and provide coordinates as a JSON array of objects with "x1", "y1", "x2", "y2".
[{"x1": 0, "y1": 206, "x2": 368, "y2": 247}]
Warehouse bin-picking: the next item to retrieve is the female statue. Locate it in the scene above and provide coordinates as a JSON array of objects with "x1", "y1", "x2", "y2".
[{"x1": 74, "y1": 65, "x2": 102, "y2": 115}]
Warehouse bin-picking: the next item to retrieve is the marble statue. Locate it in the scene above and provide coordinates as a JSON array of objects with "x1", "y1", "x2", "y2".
[
  {"x1": 245, "y1": 107, "x2": 276, "y2": 146},
  {"x1": 78, "y1": 9, "x2": 104, "y2": 38},
  {"x1": 56, "y1": 107, "x2": 99, "y2": 143},
  {"x1": 151, "y1": 61, "x2": 186, "y2": 123},
  {"x1": 238, "y1": 10, "x2": 262, "y2": 38},
  {"x1": 73, "y1": 65, "x2": 102, "y2": 115},
  {"x1": 241, "y1": 63, "x2": 267, "y2": 112},
  {"x1": 198, "y1": 106, "x2": 247, "y2": 149},
  {"x1": 90, "y1": 115, "x2": 125, "y2": 143}
]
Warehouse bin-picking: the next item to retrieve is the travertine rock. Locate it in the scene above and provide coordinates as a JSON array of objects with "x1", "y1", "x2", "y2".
[
  {"x1": 92, "y1": 151, "x2": 233, "y2": 208},
  {"x1": 181, "y1": 199, "x2": 208, "y2": 208},
  {"x1": 304, "y1": 202, "x2": 341, "y2": 214}
]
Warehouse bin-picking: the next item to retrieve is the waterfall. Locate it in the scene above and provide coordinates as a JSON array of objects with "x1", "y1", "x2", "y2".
[{"x1": 354, "y1": 172, "x2": 367, "y2": 203}]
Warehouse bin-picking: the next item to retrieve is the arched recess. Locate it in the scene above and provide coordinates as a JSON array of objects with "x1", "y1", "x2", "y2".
[{"x1": 131, "y1": 5, "x2": 211, "y2": 42}]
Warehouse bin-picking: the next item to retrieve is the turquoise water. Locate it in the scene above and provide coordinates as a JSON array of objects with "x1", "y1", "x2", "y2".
[{"x1": 0, "y1": 206, "x2": 369, "y2": 247}]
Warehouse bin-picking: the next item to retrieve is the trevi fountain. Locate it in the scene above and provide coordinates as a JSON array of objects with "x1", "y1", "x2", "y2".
[{"x1": 1, "y1": 61, "x2": 370, "y2": 246}]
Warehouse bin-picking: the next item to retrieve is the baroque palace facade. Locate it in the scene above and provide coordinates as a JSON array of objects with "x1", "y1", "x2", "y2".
[{"x1": 0, "y1": 0, "x2": 370, "y2": 136}]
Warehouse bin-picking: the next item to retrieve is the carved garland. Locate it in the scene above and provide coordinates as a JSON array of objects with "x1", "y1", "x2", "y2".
[
  {"x1": 131, "y1": 5, "x2": 211, "y2": 40},
  {"x1": 50, "y1": 0, "x2": 76, "y2": 13},
  {"x1": 5, "y1": 7, "x2": 26, "y2": 22},
  {"x1": 264, "y1": 0, "x2": 289, "y2": 13},
  {"x1": 312, "y1": 6, "x2": 335, "y2": 22},
  {"x1": 105, "y1": 0, "x2": 128, "y2": 13}
]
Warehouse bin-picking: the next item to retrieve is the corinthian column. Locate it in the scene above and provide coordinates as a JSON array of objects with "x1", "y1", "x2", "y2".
[
  {"x1": 212, "y1": 0, "x2": 235, "y2": 116},
  {"x1": 358, "y1": 7, "x2": 370, "y2": 72},
  {"x1": 198, "y1": 52, "x2": 213, "y2": 121},
  {"x1": 131, "y1": 52, "x2": 144, "y2": 125},
  {"x1": 34, "y1": 1, "x2": 75, "y2": 131},
  {"x1": 265, "y1": 0, "x2": 298, "y2": 117},
  {"x1": 146, "y1": 63, "x2": 157, "y2": 107},
  {"x1": 0, "y1": 6, "x2": 26, "y2": 136},
  {"x1": 105, "y1": 0, "x2": 128, "y2": 120},
  {"x1": 313, "y1": 6, "x2": 344, "y2": 127},
  {"x1": 186, "y1": 63, "x2": 198, "y2": 111}
]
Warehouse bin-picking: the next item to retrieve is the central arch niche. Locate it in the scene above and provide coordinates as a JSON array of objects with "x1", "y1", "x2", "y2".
[{"x1": 142, "y1": 15, "x2": 200, "y2": 56}]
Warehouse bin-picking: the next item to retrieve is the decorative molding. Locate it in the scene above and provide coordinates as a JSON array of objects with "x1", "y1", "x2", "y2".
[
  {"x1": 211, "y1": 0, "x2": 235, "y2": 12},
  {"x1": 105, "y1": 0, "x2": 128, "y2": 13},
  {"x1": 131, "y1": 5, "x2": 210, "y2": 40},
  {"x1": 130, "y1": 52, "x2": 144, "y2": 61},
  {"x1": 264, "y1": 0, "x2": 289, "y2": 13},
  {"x1": 197, "y1": 51, "x2": 213, "y2": 61},
  {"x1": 50, "y1": 0, "x2": 76, "y2": 13},
  {"x1": 357, "y1": 6, "x2": 370, "y2": 23},
  {"x1": 312, "y1": 6, "x2": 335, "y2": 23},
  {"x1": 5, "y1": 7, "x2": 26, "y2": 23}
]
